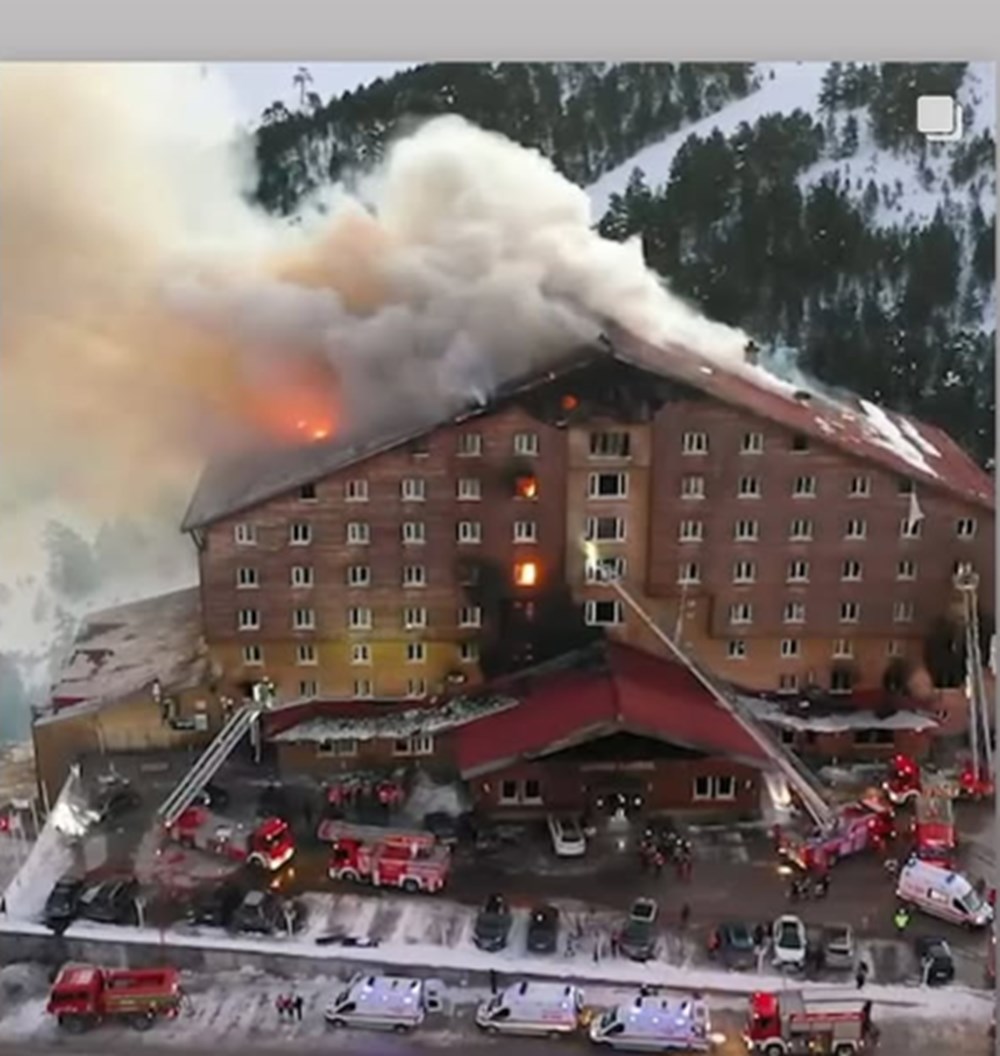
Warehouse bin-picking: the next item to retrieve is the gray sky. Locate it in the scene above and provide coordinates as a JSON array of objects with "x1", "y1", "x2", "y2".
[{"x1": 216, "y1": 62, "x2": 418, "y2": 121}]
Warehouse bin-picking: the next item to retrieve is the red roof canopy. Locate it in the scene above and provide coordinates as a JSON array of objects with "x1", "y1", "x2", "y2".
[{"x1": 455, "y1": 641, "x2": 769, "y2": 777}]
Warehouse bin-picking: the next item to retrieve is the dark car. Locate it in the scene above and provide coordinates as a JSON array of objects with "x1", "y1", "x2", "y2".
[
  {"x1": 710, "y1": 920, "x2": 756, "y2": 970},
  {"x1": 93, "y1": 780, "x2": 141, "y2": 823},
  {"x1": 423, "y1": 812, "x2": 459, "y2": 847},
  {"x1": 187, "y1": 881, "x2": 245, "y2": 928},
  {"x1": 42, "y1": 876, "x2": 84, "y2": 934},
  {"x1": 77, "y1": 877, "x2": 140, "y2": 925},
  {"x1": 916, "y1": 936, "x2": 955, "y2": 986},
  {"x1": 526, "y1": 904, "x2": 559, "y2": 954},
  {"x1": 231, "y1": 890, "x2": 302, "y2": 936},
  {"x1": 473, "y1": 893, "x2": 512, "y2": 952},
  {"x1": 619, "y1": 897, "x2": 659, "y2": 962}
]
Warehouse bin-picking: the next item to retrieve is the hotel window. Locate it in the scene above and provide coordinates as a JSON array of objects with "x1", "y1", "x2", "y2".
[
  {"x1": 242, "y1": 644, "x2": 263, "y2": 666},
  {"x1": 789, "y1": 518, "x2": 813, "y2": 541},
  {"x1": 741, "y1": 431, "x2": 764, "y2": 454},
  {"x1": 898, "y1": 478, "x2": 915, "y2": 495},
  {"x1": 513, "y1": 520, "x2": 538, "y2": 543},
  {"x1": 236, "y1": 567, "x2": 259, "y2": 589},
  {"x1": 457, "y1": 432, "x2": 482, "y2": 457},
  {"x1": 585, "y1": 599, "x2": 624, "y2": 626},
  {"x1": 679, "y1": 520, "x2": 704, "y2": 543},
  {"x1": 957, "y1": 517, "x2": 977, "y2": 539},
  {"x1": 296, "y1": 643, "x2": 317, "y2": 666},
  {"x1": 791, "y1": 434, "x2": 810, "y2": 452},
  {"x1": 732, "y1": 560, "x2": 756, "y2": 584},
  {"x1": 590, "y1": 430, "x2": 631, "y2": 458},
  {"x1": 678, "y1": 561, "x2": 701, "y2": 585},
  {"x1": 780, "y1": 639, "x2": 800, "y2": 658},
  {"x1": 832, "y1": 639, "x2": 854, "y2": 659},
  {"x1": 353, "y1": 679, "x2": 373, "y2": 699},
  {"x1": 778, "y1": 673, "x2": 800, "y2": 692},
  {"x1": 289, "y1": 522, "x2": 312, "y2": 546},
  {"x1": 588, "y1": 472, "x2": 628, "y2": 499},
  {"x1": 839, "y1": 601, "x2": 860, "y2": 624},
  {"x1": 457, "y1": 520, "x2": 482, "y2": 544},
  {"x1": 841, "y1": 559, "x2": 863, "y2": 582},
  {"x1": 348, "y1": 607, "x2": 372, "y2": 630},
  {"x1": 394, "y1": 734, "x2": 434, "y2": 756},
  {"x1": 783, "y1": 602, "x2": 806, "y2": 624},
  {"x1": 585, "y1": 516, "x2": 626, "y2": 542},
  {"x1": 845, "y1": 518, "x2": 867, "y2": 540},
  {"x1": 459, "y1": 641, "x2": 479, "y2": 663},
  {"x1": 693, "y1": 775, "x2": 735, "y2": 801},
  {"x1": 793, "y1": 475, "x2": 816, "y2": 498},
  {"x1": 299, "y1": 482, "x2": 317, "y2": 502},
  {"x1": 893, "y1": 600, "x2": 915, "y2": 623},
  {"x1": 681, "y1": 431, "x2": 709, "y2": 455},
  {"x1": 238, "y1": 609, "x2": 259, "y2": 631},
  {"x1": 587, "y1": 555, "x2": 626, "y2": 583},
  {"x1": 849, "y1": 475, "x2": 871, "y2": 497},
  {"x1": 832, "y1": 670, "x2": 856, "y2": 695},
  {"x1": 405, "y1": 679, "x2": 428, "y2": 699},
  {"x1": 458, "y1": 606, "x2": 482, "y2": 628},
  {"x1": 351, "y1": 643, "x2": 371, "y2": 665},
  {"x1": 729, "y1": 602, "x2": 753, "y2": 625},
  {"x1": 401, "y1": 477, "x2": 426, "y2": 501},
  {"x1": 900, "y1": 517, "x2": 923, "y2": 539},
  {"x1": 780, "y1": 729, "x2": 796, "y2": 746},
  {"x1": 299, "y1": 680, "x2": 319, "y2": 698},
  {"x1": 406, "y1": 641, "x2": 426, "y2": 664},
  {"x1": 402, "y1": 565, "x2": 426, "y2": 588},
  {"x1": 738, "y1": 476, "x2": 761, "y2": 498},
  {"x1": 347, "y1": 565, "x2": 371, "y2": 588},
  {"x1": 887, "y1": 640, "x2": 902, "y2": 657},
  {"x1": 291, "y1": 566, "x2": 314, "y2": 588},
  {"x1": 345, "y1": 479, "x2": 369, "y2": 502},
  {"x1": 293, "y1": 607, "x2": 315, "y2": 630},
  {"x1": 681, "y1": 475, "x2": 705, "y2": 499},
  {"x1": 715, "y1": 776, "x2": 736, "y2": 802},
  {"x1": 513, "y1": 432, "x2": 539, "y2": 456},
  {"x1": 787, "y1": 560, "x2": 810, "y2": 583},
  {"x1": 346, "y1": 521, "x2": 370, "y2": 545},
  {"x1": 234, "y1": 523, "x2": 256, "y2": 546},
  {"x1": 734, "y1": 519, "x2": 759, "y2": 542},
  {"x1": 404, "y1": 607, "x2": 427, "y2": 629},
  {"x1": 897, "y1": 559, "x2": 917, "y2": 580},
  {"x1": 409, "y1": 437, "x2": 430, "y2": 458},
  {"x1": 727, "y1": 639, "x2": 747, "y2": 660},
  {"x1": 402, "y1": 521, "x2": 426, "y2": 545},
  {"x1": 457, "y1": 478, "x2": 481, "y2": 501},
  {"x1": 318, "y1": 738, "x2": 357, "y2": 758}
]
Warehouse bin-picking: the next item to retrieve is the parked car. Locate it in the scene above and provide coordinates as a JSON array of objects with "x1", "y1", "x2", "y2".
[
  {"x1": 193, "y1": 782, "x2": 230, "y2": 810},
  {"x1": 619, "y1": 897, "x2": 659, "y2": 962},
  {"x1": 821, "y1": 923, "x2": 856, "y2": 971},
  {"x1": 473, "y1": 893, "x2": 512, "y2": 952},
  {"x1": 546, "y1": 815, "x2": 586, "y2": 858},
  {"x1": 187, "y1": 881, "x2": 245, "y2": 928},
  {"x1": 709, "y1": 920, "x2": 757, "y2": 970},
  {"x1": 231, "y1": 890, "x2": 302, "y2": 935},
  {"x1": 916, "y1": 936, "x2": 955, "y2": 986},
  {"x1": 772, "y1": 914, "x2": 807, "y2": 971},
  {"x1": 526, "y1": 904, "x2": 559, "y2": 954},
  {"x1": 92, "y1": 780, "x2": 141, "y2": 823},
  {"x1": 77, "y1": 877, "x2": 140, "y2": 926},
  {"x1": 42, "y1": 875, "x2": 84, "y2": 934},
  {"x1": 423, "y1": 812, "x2": 459, "y2": 847}
]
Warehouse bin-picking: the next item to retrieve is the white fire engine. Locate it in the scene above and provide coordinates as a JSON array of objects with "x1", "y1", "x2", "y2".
[{"x1": 745, "y1": 989, "x2": 877, "y2": 1055}]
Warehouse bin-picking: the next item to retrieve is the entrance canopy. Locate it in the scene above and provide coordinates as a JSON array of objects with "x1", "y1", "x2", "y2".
[{"x1": 455, "y1": 641, "x2": 769, "y2": 778}]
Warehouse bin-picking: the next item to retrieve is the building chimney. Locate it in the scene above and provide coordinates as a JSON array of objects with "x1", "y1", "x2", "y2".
[{"x1": 744, "y1": 340, "x2": 760, "y2": 366}]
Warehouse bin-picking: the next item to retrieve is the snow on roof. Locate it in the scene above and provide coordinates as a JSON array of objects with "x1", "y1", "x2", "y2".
[
  {"x1": 41, "y1": 587, "x2": 206, "y2": 720},
  {"x1": 858, "y1": 400, "x2": 937, "y2": 478},
  {"x1": 741, "y1": 696, "x2": 938, "y2": 734},
  {"x1": 270, "y1": 693, "x2": 520, "y2": 744}
]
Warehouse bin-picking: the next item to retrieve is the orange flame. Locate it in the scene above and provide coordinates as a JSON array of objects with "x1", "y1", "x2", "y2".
[
  {"x1": 515, "y1": 561, "x2": 538, "y2": 587},
  {"x1": 515, "y1": 475, "x2": 538, "y2": 499}
]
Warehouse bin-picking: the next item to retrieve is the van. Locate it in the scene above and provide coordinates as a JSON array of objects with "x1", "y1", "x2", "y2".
[
  {"x1": 475, "y1": 980, "x2": 585, "y2": 1038},
  {"x1": 547, "y1": 815, "x2": 587, "y2": 857},
  {"x1": 325, "y1": 973, "x2": 444, "y2": 1033},
  {"x1": 895, "y1": 859, "x2": 993, "y2": 928},
  {"x1": 589, "y1": 992, "x2": 712, "y2": 1051}
]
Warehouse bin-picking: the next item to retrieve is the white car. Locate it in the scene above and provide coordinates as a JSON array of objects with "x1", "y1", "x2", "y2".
[
  {"x1": 547, "y1": 815, "x2": 587, "y2": 858},
  {"x1": 772, "y1": 914, "x2": 807, "y2": 970}
]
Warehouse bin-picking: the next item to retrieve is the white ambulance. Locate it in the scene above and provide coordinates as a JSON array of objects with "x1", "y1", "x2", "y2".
[
  {"x1": 895, "y1": 859, "x2": 993, "y2": 928},
  {"x1": 589, "y1": 992, "x2": 713, "y2": 1051},
  {"x1": 475, "y1": 980, "x2": 585, "y2": 1038},
  {"x1": 324, "y1": 973, "x2": 445, "y2": 1032}
]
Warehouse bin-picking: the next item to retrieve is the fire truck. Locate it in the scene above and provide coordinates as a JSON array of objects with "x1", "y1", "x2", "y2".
[
  {"x1": 883, "y1": 753, "x2": 921, "y2": 805},
  {"x1": 167, "y1": 806, "x2": 295, "y2": 871},
  {"x1": 47, "y1": 963, "x2": 184, "y2": 1033},
  {"x1": 326, "y1": 823, "x2": 451, "y2": 893},
  {"x1": 745, "y1": 989, "x2": 877, "y2": 1055},
  {"x1": 779, "y1": 793, "x2": 894, "y2": 873},
  {"x1": 912, "y1": 786, "x2": 957, "y2": 868}
]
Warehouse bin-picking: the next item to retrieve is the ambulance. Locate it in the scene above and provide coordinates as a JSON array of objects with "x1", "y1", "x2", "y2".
[
  {"x1": 589, "y1": 992, "x2": 713, "y2": 1051},
  {"x1": 895, "y1": 859, "x2": 993, "y2": 928},
  {"x1": 475, "y1": 980, "x2": 586, "y2": 1038},
  {"x1": 324, "y1": 973, "x2": 444, "y2": 1032}
]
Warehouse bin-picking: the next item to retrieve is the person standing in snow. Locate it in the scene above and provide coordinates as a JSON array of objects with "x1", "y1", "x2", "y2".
[
  {"x1": 275, "y1": 994, "x2": 288, "y2": 1022},
  {"x1": 293, "y1": 994, "x2": 304, "y2": 1021},
  {"x1": 855, "y1": 960, "x2": 869, "y2": 989}
]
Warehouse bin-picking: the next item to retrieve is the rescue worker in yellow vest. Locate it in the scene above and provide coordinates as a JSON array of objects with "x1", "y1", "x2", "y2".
[{"x1": 893, "y1": 906, "x2": 911, "y2": 933}]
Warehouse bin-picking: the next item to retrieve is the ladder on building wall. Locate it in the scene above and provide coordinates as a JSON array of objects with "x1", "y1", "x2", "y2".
[
  {"x1": 956, "y1": 565, "x2": 993, "y2": 784},
  {"x1": 156, "y1": 704, "x2": 261, "y2": 828}
]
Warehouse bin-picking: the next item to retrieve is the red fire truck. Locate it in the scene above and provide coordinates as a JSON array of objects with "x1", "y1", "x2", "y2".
[
  {"x1": 326, "y1": 823, "x2": 451, "y2": 894},
  {"x1": 167, "y1": 806, "x2": 294, "y2": 871},
  {"x1": 958, "y1": 760, "x2": 994, "y2": 800},
  {"x1": 779, "y1": 793, "x2": 894, "y2": 873},
  {"x1": 745, "y1": 989, "x2": 877, "y2": 1054},
  {"x1": 912, "y1": 787, "x2": 957, "y2": 868},
  {"x1": 883, "y1": 753, "x2": 921, "y2": 805},
  {"x1": 47, "y1": 963, "x2": 184, "y2": 1034}
]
